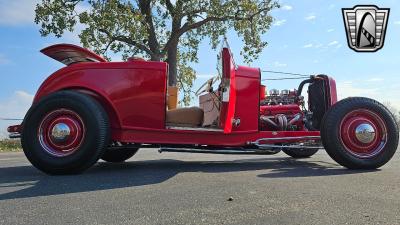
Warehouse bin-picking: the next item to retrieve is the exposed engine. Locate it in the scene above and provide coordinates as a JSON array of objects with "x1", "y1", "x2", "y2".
[
  {"x1": 259, "y1": 75, "x2": 333, "y2": 132},
  {"x1": 260, "y1": 89, "x2": 304, "y2": 131},
  {"x1": 261, "y1": 89, "x2": 299, "y2": 105}
]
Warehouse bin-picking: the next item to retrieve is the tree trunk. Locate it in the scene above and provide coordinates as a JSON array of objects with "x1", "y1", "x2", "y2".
[
  {"x1": 138, "y1": 0, "x2": 160, "y2": 59},
  {"x1": 167, "y1": 41, "x2": 178, "y2": 86},
  {"x1": 151, "y1": 55, "x2": 161, "y2": 61}
]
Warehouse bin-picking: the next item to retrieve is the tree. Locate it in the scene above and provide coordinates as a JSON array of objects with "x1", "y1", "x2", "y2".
[{"x1": 35, "y1": 0, "x2": 278, "y2": 104}]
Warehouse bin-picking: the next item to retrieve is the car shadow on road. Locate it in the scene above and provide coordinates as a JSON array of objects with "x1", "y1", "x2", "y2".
[{"x1": 0, "y1": 157, "x2": 377, "y2": 201}]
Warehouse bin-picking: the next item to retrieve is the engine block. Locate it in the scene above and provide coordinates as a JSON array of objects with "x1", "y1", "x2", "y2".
[{"x1": 259, "y1": 89, "x2": 304, "y2": 131}]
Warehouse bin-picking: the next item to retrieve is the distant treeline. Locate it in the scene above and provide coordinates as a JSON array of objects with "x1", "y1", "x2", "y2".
[{"x1": 0, "y1": 139, "x2": 21, "y2": 152}]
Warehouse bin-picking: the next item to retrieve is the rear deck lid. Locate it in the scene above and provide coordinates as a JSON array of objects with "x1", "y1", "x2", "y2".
[{"x1": 41, "y1": 44, "x2": 107, "y2": 65}]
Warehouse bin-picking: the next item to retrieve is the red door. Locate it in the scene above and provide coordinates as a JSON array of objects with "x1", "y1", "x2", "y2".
[{"x1": 219, "y1": 48, "x2": 237, "y2": 133}]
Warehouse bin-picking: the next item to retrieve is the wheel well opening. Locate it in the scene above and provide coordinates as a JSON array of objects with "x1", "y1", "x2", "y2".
[{"x1": 65, "y1": 88, "x2": 121, "y2": 129}]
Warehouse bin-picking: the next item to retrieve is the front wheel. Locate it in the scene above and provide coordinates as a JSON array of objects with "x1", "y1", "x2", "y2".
[
  {"x1": 321, "y1": 97, "x2": 399, "y2": 169},
  {"x1": 282, "y1": 148, "x2": 319, "y2": 158},
  {"x1": 101, "y1": 147, "x2": 139, "y2": 163}
]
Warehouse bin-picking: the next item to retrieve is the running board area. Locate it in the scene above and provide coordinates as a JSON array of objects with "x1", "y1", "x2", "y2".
[
  {"x1": 159, "y1": 143, "x2": 322, "y2": 156},
  {"x1": 159, "y1": 147, "x2": 280, "y2": 155}
]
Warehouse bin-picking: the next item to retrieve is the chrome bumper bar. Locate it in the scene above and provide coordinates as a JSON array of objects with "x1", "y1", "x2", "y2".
[{"x1": 9, "y1": 133, "x2": 21, "y2": 139}]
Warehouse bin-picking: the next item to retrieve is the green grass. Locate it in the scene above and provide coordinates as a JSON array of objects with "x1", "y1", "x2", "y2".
[{"x1": 0, "y1": 139, "x2": 22, "y2": 152}]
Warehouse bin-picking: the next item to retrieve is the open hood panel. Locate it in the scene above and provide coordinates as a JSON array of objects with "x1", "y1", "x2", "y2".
[{"x1": 41, "y1": 44, "x2": 107, "y2": 65}]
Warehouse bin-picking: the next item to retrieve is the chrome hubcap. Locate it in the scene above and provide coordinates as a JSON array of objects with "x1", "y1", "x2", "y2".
[
  {"x1": 51, "y1": 123, "x2": 71, "y2": 143},
  {"x1": 355, "y1": 123, "x2": 376, "y2": 144}
]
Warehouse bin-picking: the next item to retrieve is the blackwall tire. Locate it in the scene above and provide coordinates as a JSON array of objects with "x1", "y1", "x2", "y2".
[
  {"x1": 321, "y1": 97, "x2": 399, "y2": 169},
  {"x1": 21, "y1": 91, "x2": 110, "y2": 175},
  {"x1": 282, "y1": 148, "x2": 319, "y2": 158},
  {"x1": 101, "y1": 148, "x2": 139, "y2": 163}
]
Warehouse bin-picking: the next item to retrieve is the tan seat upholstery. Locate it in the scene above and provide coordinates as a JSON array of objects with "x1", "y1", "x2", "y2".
[{"x1": 166, "y1": 107, "x2": 204, "y2": 127}]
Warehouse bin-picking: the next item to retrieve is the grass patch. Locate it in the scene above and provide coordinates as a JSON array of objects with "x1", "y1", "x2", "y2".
[{"x1": 0, "y1": 139, "x2": 22, "y2": 152}]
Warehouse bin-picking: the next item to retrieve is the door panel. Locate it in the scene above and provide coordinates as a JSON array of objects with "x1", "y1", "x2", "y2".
[{"x1": 219, "y1": 48, "x2": 237, "y2": 133}]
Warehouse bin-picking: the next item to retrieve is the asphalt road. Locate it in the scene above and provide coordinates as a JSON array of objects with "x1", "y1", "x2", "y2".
[{"x1": 0, "y1": 149, "x2": 399, "y2": 225}]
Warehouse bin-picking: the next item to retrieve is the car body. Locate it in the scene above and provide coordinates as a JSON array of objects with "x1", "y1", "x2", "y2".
[{"x1": 8, "y1": 44, "x2": 399, "y2": 174}]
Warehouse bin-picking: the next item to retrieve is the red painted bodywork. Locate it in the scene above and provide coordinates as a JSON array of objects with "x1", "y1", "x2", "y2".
[
  {"x1": 7, "y1": 125, "x2": 22, "y2": 133},
  {"x1": 233, "y1": 66, "x2": 261, "y2": 133},
  {"x1": 18, "y1": 44, "x2": 339, "y2": 147},
  {"x1": 33, "y1": 61, "x2": 168, "y2": 130},
  {"x1": 220, "y1": 48, "x2": 237, "y2": 133},
  {"x1": 260, "y1": 85, "x2": 266, "y2": 101},
  {"x1": 41, "y1": 44, "x2": 107, "y2": 65}
]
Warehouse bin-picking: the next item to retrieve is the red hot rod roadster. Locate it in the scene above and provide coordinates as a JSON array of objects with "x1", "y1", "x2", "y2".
[{"x1": 8, "y1": 44, "x2": 399, "y2": 175}]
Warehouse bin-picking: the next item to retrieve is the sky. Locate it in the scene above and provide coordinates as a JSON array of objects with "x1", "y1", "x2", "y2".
[{"x1": 0, "y1": 0, "x2": 400, "y2": 138}]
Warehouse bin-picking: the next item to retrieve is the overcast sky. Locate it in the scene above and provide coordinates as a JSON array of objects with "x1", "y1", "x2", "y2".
[{"x1": 1, "y1": 0, "x2": 400, "y2": 138}]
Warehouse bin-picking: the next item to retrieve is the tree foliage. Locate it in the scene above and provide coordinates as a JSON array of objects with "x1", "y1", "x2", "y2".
[{"x1": 35, "y1": 0, "x2": 278, "y2": 105}]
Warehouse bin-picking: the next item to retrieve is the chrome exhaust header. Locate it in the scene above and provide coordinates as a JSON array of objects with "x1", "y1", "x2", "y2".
[{"x1": 250, "y1": 136, "x2": 322, "y2": 150}]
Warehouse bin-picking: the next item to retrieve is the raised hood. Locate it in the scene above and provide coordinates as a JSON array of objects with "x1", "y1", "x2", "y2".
[{"x1": 41, "y1": 44, "x2": 107, "y2": 65}]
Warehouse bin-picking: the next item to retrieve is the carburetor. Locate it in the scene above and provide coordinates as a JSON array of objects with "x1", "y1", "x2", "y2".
[{"x1": 261, "y1": 89, "x2": 299, "y2": 106}]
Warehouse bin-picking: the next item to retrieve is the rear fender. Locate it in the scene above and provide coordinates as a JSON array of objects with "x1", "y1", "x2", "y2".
[
  {"x1": 70, "y1": 88, "x2": 121, "y2": 129},
  {"x1": 34, "y1": 85, "x2": 122, "y2": 130}
]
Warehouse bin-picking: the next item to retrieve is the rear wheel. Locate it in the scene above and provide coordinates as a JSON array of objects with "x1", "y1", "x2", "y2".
[
  {"x1": 321, "y1": 97, "x2": 398, "y2": 169},
  {"x1": 21, "y1": 91, "x2": 110, "y2": 175},
  {"x1": 282, "y1": 148, "x2": 319, "y2": 158}
]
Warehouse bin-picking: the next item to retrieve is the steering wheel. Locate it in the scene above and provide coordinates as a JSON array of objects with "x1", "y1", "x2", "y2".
[{"x1": 195, "y1": 77, "x2": 215, "y2": 96}]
